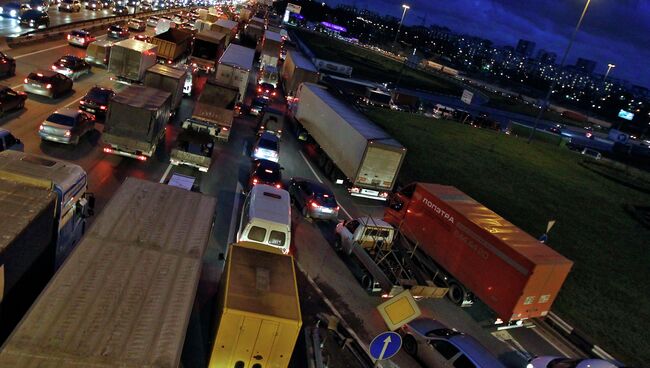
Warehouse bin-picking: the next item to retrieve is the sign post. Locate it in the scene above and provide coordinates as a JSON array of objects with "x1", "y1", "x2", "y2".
[
  {"x1": 369, "y1": 331, "x2": 402, "y2": 366},
  {"x1": 376, "y1": 290, "x2": 421, "y2": 331}
]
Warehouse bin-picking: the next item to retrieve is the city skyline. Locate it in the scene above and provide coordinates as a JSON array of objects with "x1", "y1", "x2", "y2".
[{"x1": 326, "y1": 0, "x2": 650, "y2": 88}]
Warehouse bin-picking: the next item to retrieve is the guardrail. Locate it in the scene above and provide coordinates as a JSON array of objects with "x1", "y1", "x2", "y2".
[{"x1": 3, "y1": 7, "x2": 190, "y2": 48}]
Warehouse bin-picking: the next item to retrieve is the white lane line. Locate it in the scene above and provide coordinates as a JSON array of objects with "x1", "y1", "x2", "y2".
[
  {"x1": 14, "y1": 44, "x2": 69, "y2": 59},
  {"x1": 227, "y1": 181, "x2": 243, "y2": 245},
  {"x1": 63, "y1": 94, "x2": 85, "y2": 108},
  {"x1": 158, "y1": 163, "x2": 173, "y2": 183},
  {"x1": 10, "y1": 83, "x2": 22, "y2": 90},
  {"x1": 298, "y1": 150, "x2": 353, "y2": 220},
  {"x1": 530, "y1": 323, "x2": 574, "y2": 358}
]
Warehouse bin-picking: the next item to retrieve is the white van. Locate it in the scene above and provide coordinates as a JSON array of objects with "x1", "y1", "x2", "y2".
[{"x1": 237, "y1": 184, "x2": 291, "y2": 254}]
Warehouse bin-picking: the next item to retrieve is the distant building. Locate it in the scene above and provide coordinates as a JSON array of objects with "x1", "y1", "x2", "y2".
[
  {"x1": 575, "y1": 58, "x2": 597, "y2": 74},
  {"x1": 536, "y1": 49, "x2": 557, "y2": 64},
  {"x1": 515, "y1": 39, "x2": 536, "y2": 57}
]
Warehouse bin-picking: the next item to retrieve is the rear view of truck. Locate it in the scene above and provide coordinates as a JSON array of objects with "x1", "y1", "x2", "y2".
[
  {"x1": 103, "y1": 85, "x2": 171, "y2": 161},
  {"x1": 209, "y1": 243, "x2": 302, "y2": 368},
  {"x1": 189, "y1": 30, "x2": 226, "y2": 73},
  {"x1": 150, "y1": 28, "x2": 192, "y2": 63},
  {"x1": 184, "y1": 79, "x2": 239, "y2": 142},
  {"x1": 108, "y1": 39, "x2": 157, "y2": 83},
  {"x1": 295, "y1": 83, "x2": 406, "y2": 200},
  {"x1": 215, "y1": 43, "x2": 255, "y2": 104},
  {"x1": 143, "y1": 64, "x2": 187, "y2": 111}
]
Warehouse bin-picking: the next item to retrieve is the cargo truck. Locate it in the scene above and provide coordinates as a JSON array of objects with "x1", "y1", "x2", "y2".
[
  {"x1": 312, "y1": 58, "x2": 353, "y2": 78},
  {"x1": 0, "y1": 177, "x2": 216, "y2": 366},
  {"x1": 102, "y1": 85, "x2": 171, "y2": 160},
  {"x1": 259, "y1": 30, "x2": 282, "y2": 69},
  {"x1": 241, "y1": 24, "x2": 263, "y2": 49},
  {"x1": 183, "y1": 79, "x2": 239, "y2": 142},
  {"x1": 281, "y1": 48, "x2": 318, "y2": 97},
  {"x1": 108, "y1": 39, "x2": 157, "y2": 83},
  {"x1": 143, "y1": 64, "x2": 187, "y2": 111},
  {"x1": 209, "y1": 243, "x2": 301, "y2": 368},
  {"x1": 150, "y1": 28, "x2": 192, "y2": 63},
  {"x1": 212, "y1": 18, "x2": 238, "y2": 46},
  {"x1": 215, "y1": 44, "x2": 255, "y2": 104},
  {"x1": 189, "y1": 30, "x2": 227, "y2": 73},
  {"x1": 84, "y1": 39, "x2": 112, "y2": 67},
  {"x1": 170, "y1": 129, "x2": 214, "y2": 172},
  {"x1": 383, "y1": 183, "x2": 573, "y2": 325},
  {"x1": 294, "y1": 83, "x2": 406, "y2": 200},
  {"x1": 0, "y1": 150, "x2": 94, "y2": 340}
]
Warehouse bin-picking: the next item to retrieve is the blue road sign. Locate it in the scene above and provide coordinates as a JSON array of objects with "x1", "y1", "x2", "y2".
[
  {"x1": 369, "y1": 331, "x2": 402, "y2": 361},
  {"x1": 538, "y1": 233, "x2": 548, "y2": 243}
]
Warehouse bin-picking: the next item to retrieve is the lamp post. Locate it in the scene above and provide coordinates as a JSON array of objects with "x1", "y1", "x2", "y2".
[
  {"x1": 528, "y1": 0, "x2": 592, "y2": 143},
  {"x1": 604, "y1": 63, "x2": 616, "y2": 81},
  {"x1": 393, "y1": 4, "x2": 410, "y2": 48}
]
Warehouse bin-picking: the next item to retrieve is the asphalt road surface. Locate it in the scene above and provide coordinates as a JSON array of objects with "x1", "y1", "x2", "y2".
[{"x1": 0, "y1": 25, "x2": 586, "y2": 368}]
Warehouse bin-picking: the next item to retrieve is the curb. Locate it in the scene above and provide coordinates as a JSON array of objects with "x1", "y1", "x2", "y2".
[{"x1": 546, "y1": 312, "x2": 617, "y2": 362}]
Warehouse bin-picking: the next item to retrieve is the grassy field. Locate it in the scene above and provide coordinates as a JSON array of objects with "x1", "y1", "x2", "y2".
[
  {"x1": 364, "y1": 108, "x2": 650, "y2": 366},
  {"x1": 296, "y1": 31, "x2": 462, "y2": 96}
]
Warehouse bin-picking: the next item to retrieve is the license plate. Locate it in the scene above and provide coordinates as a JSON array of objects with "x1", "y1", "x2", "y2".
[
  {"x1": 321, "y1": 207, "x2": 333, "y2": 213},
  {"x1": 361, "y1": 189, "x2": 379, "y2": 196},
  {"x1": 87, "y1": 108, "x2": 95, "y2": 113}
]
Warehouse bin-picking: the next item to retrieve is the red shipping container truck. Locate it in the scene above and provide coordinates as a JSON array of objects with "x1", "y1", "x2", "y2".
[{"x1": 385, "y1": 183, "x2": 573, "y2": 323}]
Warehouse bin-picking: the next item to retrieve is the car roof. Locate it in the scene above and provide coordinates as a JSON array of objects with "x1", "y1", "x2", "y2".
[
  {"x1": 0, "y1": 128, "x2": 10, "y2": 136},
  {"x1": 50, "y1": 107, "x2": 81, "y2": 118},
  {"x1": 30, "y1": 70, "x2": 57, "y2": 78},
  {"x1": 22, "y1": 9, "x2": 47, "y2": 16},
  {"x1": 71, "y1": 29, "x2": 89, "y2": 34},
  {"x1": 291, "y1": 177, "x2": 332, "y2": 195},
  {"x1": 60, "y1": 54, "x2": 82, "y2": 61},
  {"x1": 255, "y1": 159, "x2": 281, "y2": 169},
  {"x1": 408, "y1": 317, "x2": 448, "y2": 335}
]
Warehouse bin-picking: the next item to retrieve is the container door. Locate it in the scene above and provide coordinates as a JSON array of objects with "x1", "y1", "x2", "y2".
[
  {"x1": 356, "y1": 146, "x2": 403, "y2": 190},
  {"x1": 248, "y1": 320, "x2": 279, "y2": 367}
]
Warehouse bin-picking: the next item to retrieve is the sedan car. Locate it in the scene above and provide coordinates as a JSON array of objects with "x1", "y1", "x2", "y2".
[
  {"x1": 39, "y1": 108, "x2": 95, "y2": 145},
  {"x1": 58, "y1": 0, "x2": 81, "y2": 11},
  {"x1": 107, "y1": 24, "x2": 129, "y2": 39},
  {"x1": 138, "y1": 1, "x2": 152, "y2": 11},
  {"x1": 248, "y1": 159, "x2": 282, "y2": 191},
  {"x1": 101, "y1": 0, "x2": 114, "y2": 8},
  {"x1": 112, "y1": 4, "x2": 128, "y2": 15},
  {"x1": 249, "y1": 96, "x2": 268, "y2": 116},
  {"x1": 19, "y1": 9, "x2": 49, "y2": 28},
  {"x1": 0, "y1": 2, "x2": 30, "y2": 18},
  {"x1": 400, "y1": 317, "x2": 505, "y2": 368},
  {"x1": 0, "y1": 51, "x2": 16, "y2": 77},
  {"x1": 0, "y1": 86, "x2": 27, "y2": 114},
  {"x1": 0, "y1": 128, "x2": 23, "y2": 152},
  {"x1": 288, "y1": 177, "x2": 339, "y2": 221},
  {"x1": 256, "y1": 82, "x2": 277, "y2": 100},
  {"x1": 251, "y1": 131, "x2": 279, "y2": 163},
  {"x1": 67, "y1": 29, "x2": 96, "y2": 48},
  {"x1": 23, "y1": 70, "x2": 73, "y2": 99},
  {"x1": 146, "y1": 15, "x2": 159, "y2": 27},
  {"x1": 51, "y1": 55, "x2": 91, "y2": 80},
  {"x1": 79, "y1": 86, "x2": 114, "y2": 119},
  {"x1": 527, "y1": 357, "x2": 620, "y2": 368},
  {"x1": 132, "y1": 34, "x2": 150, "y2": 42},
  {"x1": 85, "y1": 0, "x2": 103, "y2": 9},
  {"x1": 127, "y1": 18, "x2": 145, "y2": 32},
  {"x1": 29, "y1": 0, "x2": 49, "y2": 12}
]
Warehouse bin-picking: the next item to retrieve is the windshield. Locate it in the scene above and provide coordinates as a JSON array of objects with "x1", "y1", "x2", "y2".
[
  {"x1": 85, "y1": 88, "x2": 111, "y2": 103},
  {"x1": 314, "y1": 192, "x2": 337, "y2": 207},
  {"x1": 255, "y1": 165, "x2": 281, "y2": 183},
  {"x1": 28, "y1": 73, "x2": 52, "y2": 83},
  {"x1": 257, "y1": 137, "x2": 278, "y2": 151},
  {"x1": 47, "y1": 113, "x2": 76, "y2": 127}
]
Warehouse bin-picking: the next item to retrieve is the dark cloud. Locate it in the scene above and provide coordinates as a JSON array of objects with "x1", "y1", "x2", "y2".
[{"x1": 326, "y1": 0, "x2": 650, "y2": 87}]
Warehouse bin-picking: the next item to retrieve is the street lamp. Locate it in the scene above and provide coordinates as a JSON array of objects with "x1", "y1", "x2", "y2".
[
  {"x1": 528, "y1": 0, "x2": 593, "y2": 143},
  {"x1": 604, "y1": 63, "x2": 616, "y2": 80},
  {"x1": 393, "y1": 4, "x2": 410, "y2": 47}
]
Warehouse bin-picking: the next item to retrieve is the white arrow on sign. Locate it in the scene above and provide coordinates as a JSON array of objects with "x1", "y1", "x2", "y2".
[{"x1": 378, "y1": 335, "x2": 392, "y2": 360}]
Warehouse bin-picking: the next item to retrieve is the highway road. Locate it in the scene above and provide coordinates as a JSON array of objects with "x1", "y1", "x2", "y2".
[{"x1": 0, "y1": 23, "x2": 587, "y2": 368}]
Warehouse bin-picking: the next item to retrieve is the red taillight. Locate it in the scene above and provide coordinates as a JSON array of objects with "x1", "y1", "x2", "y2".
[
  {"x1": 252, "y1": 178, "x2": 258, "y2": 184},
  {"x1": 137, "y1": 155, "x2": 147, "y2": 161},
  {"x1": 51, "y1": 65, "x2": 57, "y2": 70},
  {"x1": 45, "y1": 84, "x2": 52, "y2": 89},
  {"x1": 67, "y1": 34, "x2": 71, "y2": 39},
  {"x1": 24, "y1": 78, "x2": 28, "y2": 83},
  {"x1": 100, "y1": 105, "x2": 107, "y2": 110},
  {"x1": 64, "y1": 130, "x2": 71, "y2": 137},
  {"x1": 310, "y1": 201, "x2": 319, "y2": 208},
  {"x1": 272, "y1": 92, "x2": 276, "y2": 96},
  {"x1": 222, "y1": 127, "x2": 228, "y2": 131},
  {"x1": 335, "y1": 206, "x2": 340, "y2": 211},
  {"x1": 275, "y1": 184, "x2": 281, "y2": 189},
  {"x1": 79, "y1": 100, "x2": 85, "y2": 105},
  {"x1": 39, "y1": 124, "x2": 44, "y2": 131},
  {"x1": 103, "y1": 147, "x2": 113, "y2": 153},
  {"x1": 257, "y1": 87, "x2": 262, "y2": 92}
]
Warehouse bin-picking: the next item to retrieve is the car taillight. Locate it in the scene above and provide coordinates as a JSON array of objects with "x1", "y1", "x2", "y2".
[
  {"x1": 103, "y1": 147, "x2": 112, "y2": 153},
  {"x1": 252, "y1": 178, "x2": 258, "y2": 184},
  {"x1": 275, "y1": 183, "x2": 281, "y2": 189},
  {"x1": 24, "y1": 78, "x2": 28, "y2": 83},
  {"x1": 64, "y1": 130, "x2": 71, "y2": 137},
  {"x1": 67, "y1": 34, "x2": 71, "y2": 39},
  {"x1": 51, "y1": 65, "x2": 57, "y2": 70},
  {"x1": 100, "y1": 105, "x2": 107, "y2": 110},
  {"x1": 272, "y1": 92, "x2": 276, "y2": 96},
  {"x1": 80, "y1": 100, "x2": 85, "y2": 105},
  {"x1": 45, "y1": 84, "x2": 52, "y2": 89},
  {"x1": 310, "y1": 201, "x2": 319, "y2": 208},
  {"x1": 257, "y1": 87, "x2": 262, "y2": 92},
  {"x1": 137, "y1": 155, "x2": 147, "y2": 161},
  {"x1": 39, "y1": 124, "x2": 44, "y2": 131}
]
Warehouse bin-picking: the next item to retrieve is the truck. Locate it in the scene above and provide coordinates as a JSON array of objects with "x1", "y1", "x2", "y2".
[
  {"x1": 215, "y1": 43, "x2": 255, "y2": 104},
  {"x1": 212, "y1": 18, "x2": 238, "y2": 46},
  {"x1": 170, "y1": 129, "x2": 214, "y2": 172},
  {"x1": 143, "y1": 64, "x2": 187, "y2": 111},
  {"x1": 390, "y1": 89, "x2": 420, "y2": 112},
  {"x1": 209, "y1": 243, "x2": 302, "y2": 368},
  {"x1": 294, "y1": 83, "x2": 406, "y2": 200},
  {"x1": 150, "y1": 28, "x2": 192, "y2": 63},
  {"x1": 0, "y1": 177, "x2": 216, "y2": 366},
  {"x1": 241, "y1": 23, "x2": 263, "y2": 49},
  {"x1": 84, "y1": 39, "x2": 112, "y2": 67},
  {"x1": 239, "y1": 7, "x2": 252, "y2": 22},
  {"x1": 259, "y1": 30, "x2": 282, "y2": 69},
  {"x1": 0, "y1": 150, "x2": 94, "y2": 340},
  {"x1": 102, "y1": 85, "x2": 171, "y2": 160},
  {"x1": 108, "y1": 39, "x2": 157, "y2": 83},
  {"x1": 561, "y1": 110, "x2": 588, "y2": 123},
  {"x1": 184, "y1": 79, "x2": 239, "y2": 142},
  {"x1": 312, "y1": 58, "x2": 353, "y2": 78},
  {"x1": 281, "y1": 48, "x2": 319, "y2": 97},
  {"x1": 189, "y1": 30, "x2": 227, "y2": 73},
  {"x1": 256, "y1": 106, "x2": 284, "y2": 138},
  {"x1": 383, "y1": 183, "x2": 573, "y2": 325}
]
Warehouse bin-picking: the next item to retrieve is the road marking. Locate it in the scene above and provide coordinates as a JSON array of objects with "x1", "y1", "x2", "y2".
[
  {"x1": 530, "y1": 322, "x2": 574, "y2": 358},
  {"x1": 10, "y1": 83, "x2": 22, "y2": 90},
  {"x1": 298, "y1": 150, "x2": 353, "y2": 220},
  {"x1": 63, "y1": 94, "x2": 85, "y2": 108},
  {"x1": 14, "y1": 44, "x2": 69, "y2": 59},
  {"x1": 159, "y1": 163, "x2": 172, "y2": 183},
  {"x1": 227, "y1": 181, "x2": 243, "y2": 245}
]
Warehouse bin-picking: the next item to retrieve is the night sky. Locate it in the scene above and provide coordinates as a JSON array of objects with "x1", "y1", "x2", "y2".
[{"x1": 325, "y1": 0, "x2": 650, "y2": 89}]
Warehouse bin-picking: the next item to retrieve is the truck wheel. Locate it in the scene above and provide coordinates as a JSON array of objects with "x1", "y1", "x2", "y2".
[
  {"x1": 402, "y1": 335, "x2": 417, "y2": 356},
  {"x1": 361, "y1": 273, "x2": 374, "y2": 292},
  {"x1": 447, "y1": 282, "x2": 466, "y2": 306}
]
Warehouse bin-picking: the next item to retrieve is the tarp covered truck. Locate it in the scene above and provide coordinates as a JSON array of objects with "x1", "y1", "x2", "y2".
[
  {"x1": 189, "y1": 30, "x2": 227, "y2": 73},
  {"x1": 143, "y1": 64, "x2": 187, "y2": 111},
  {"x1": 281, "y1": 48, "x2": 319, "y2": 97},
  {"x1": 294, "y1": 83, "x2": 406, "y2": 200},
  {"x1": 215, "y1": 43, "x2": 255, "y2": 104},
  {"x1": 150, "y1": 28, "x2": 193, "y2": 62},
  {"x1": 108, "y1": 39, "x2": 157, "y2": 83},
  {"x1": 184, "y1": 79, "x2": 240, "y2": 142}
]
